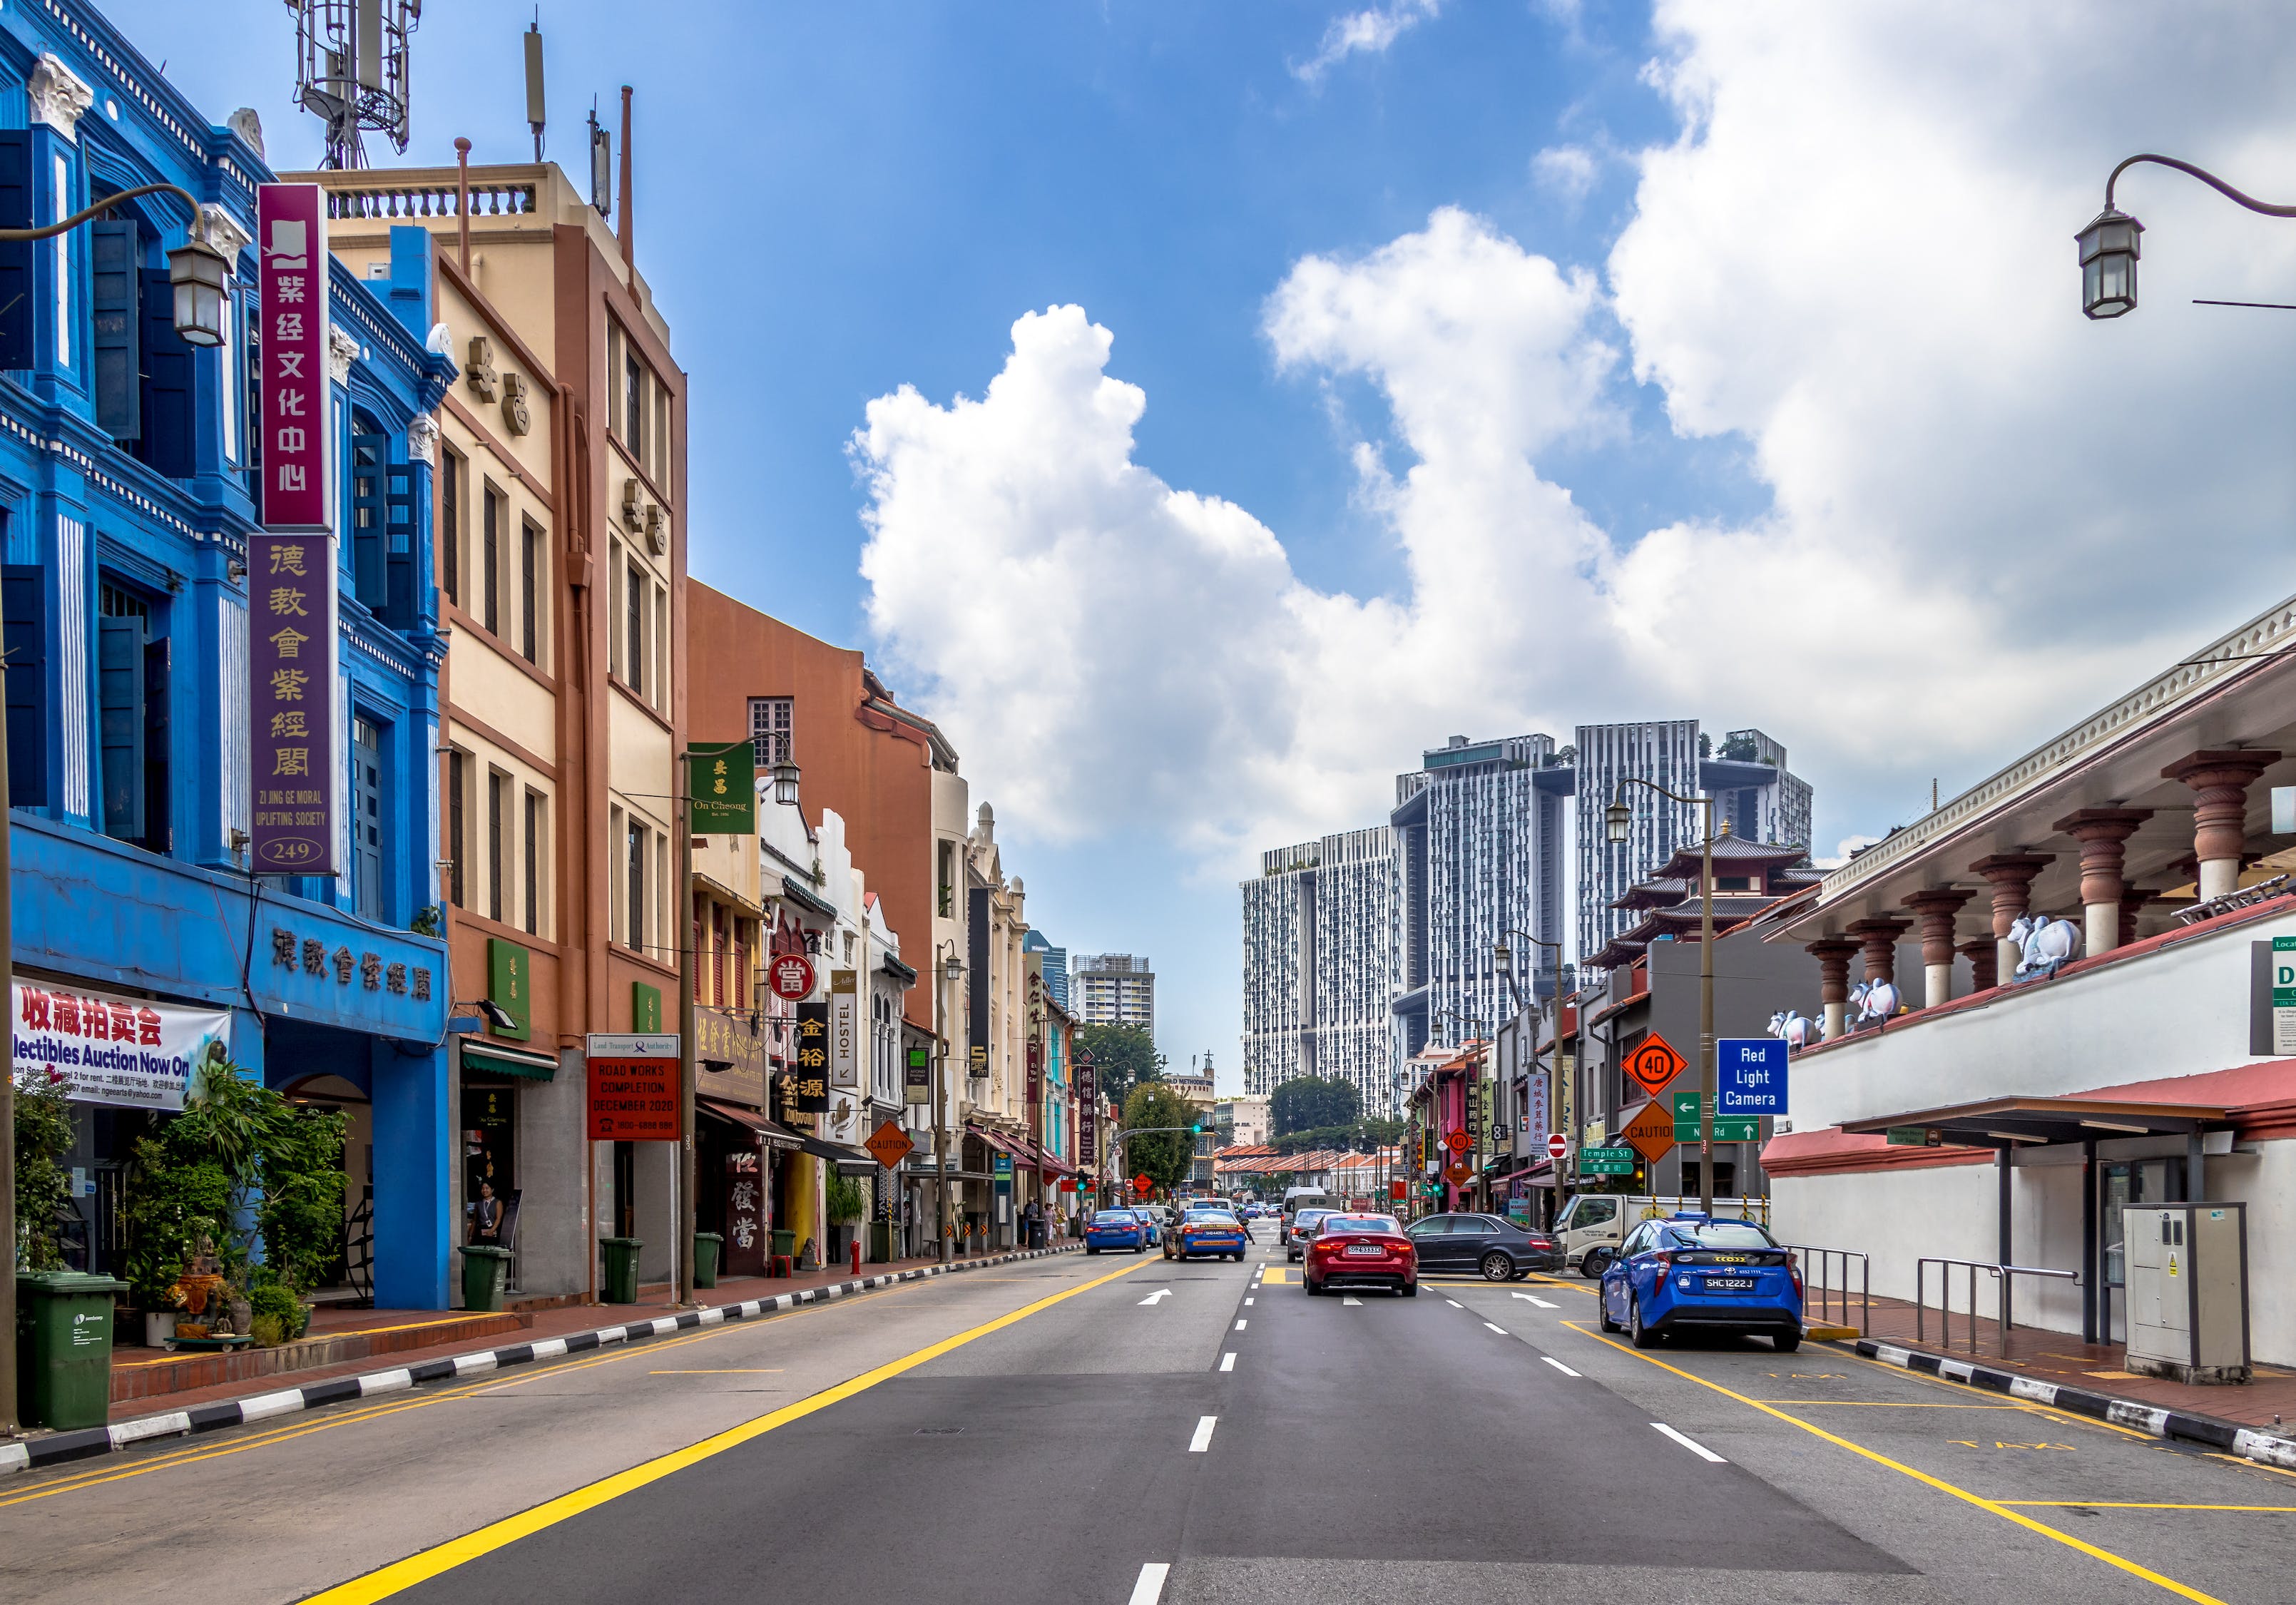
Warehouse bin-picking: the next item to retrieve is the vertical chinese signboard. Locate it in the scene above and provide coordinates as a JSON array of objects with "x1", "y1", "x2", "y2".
[
  {"x1": 723, "y1": 1151, "x2": 767, "y2": 1278},
  {"x1": 250, "y1": 183, "x2": 338, "y2": 875},
  {"x1": 1076, "y1": 1058, "x2": 1097, "y2": 1178},
  {"x1": 829, "y1": 969, "x2": 859, "y2": 1092},
  {"x1": 776, "y1": 999, "x2": 830, "y2": 1135}
]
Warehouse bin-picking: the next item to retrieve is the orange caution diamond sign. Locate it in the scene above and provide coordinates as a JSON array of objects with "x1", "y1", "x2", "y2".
[
  {"x1": 1623, "y1": 1032, "x2": 1688, "y2": 1099},
  {"x1": 1622, "y1": 1101, "x2": 1677, "y2": 1163},
  {"x1": 1442, "y1": 1163, "x2": 1472, "y2": 1186},
  {"x1": 1444, "y1": 1128, "x2": 1473, "y2": 1155},
  {"x1": 864, "y1": 1121, "x2": 914, "y2": 1170}
]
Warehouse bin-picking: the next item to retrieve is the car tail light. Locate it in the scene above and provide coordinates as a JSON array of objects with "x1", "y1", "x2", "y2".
[
  {"x1": 1787, "y1": 1258, "x2": 1804, "y2": 1298},
  {"x1": 1650, "y1": 1250, "x2": 1675, "y2": 1269},
  {"x1": 1526, "y1": 1236, "x2": 1553, "y2": 1249}
]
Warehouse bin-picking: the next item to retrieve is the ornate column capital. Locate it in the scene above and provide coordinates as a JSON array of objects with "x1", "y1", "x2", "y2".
[
  {"x1": 1845, "y1": 916, "x2": 1911, "y2": 984},
  {"x1": 328, "y1": 325, "x2": 361, "y2": 384},
  {"x1": 406, "y1": 412, "x2": 440, "y2": 467},
  {"x1": 1969, "y1": 851, "x2": 2056, "y2": 937},
  {"x1": 28, "y1": 54, "x2": 95, "y2": 142},
  {"x1": 1805, "y1": 939, "x2": 1859, "y2": 1005},
  {"x1": 2164, "y1": 750, "x2": 2281, "y2": 893}
]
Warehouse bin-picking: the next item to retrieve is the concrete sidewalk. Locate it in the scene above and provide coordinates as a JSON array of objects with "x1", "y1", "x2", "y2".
[{"x1": 106, "y1": 1244, "x2": 1073, "y2": 1426}]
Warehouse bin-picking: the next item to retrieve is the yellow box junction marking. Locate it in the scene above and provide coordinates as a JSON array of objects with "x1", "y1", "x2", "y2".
[{"x1": 1565, "y1": 1323, "x2": 2225, "y2": 1605}]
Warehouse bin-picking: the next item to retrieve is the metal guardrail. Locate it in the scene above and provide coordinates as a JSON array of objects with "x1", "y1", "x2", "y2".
[
  {"x1": 1782, "y1": 1244, "x2": 1869, "y2": 1335},
  {"x1": 1916, "y1": 1258, "x2": 2079, "y2": 1358}
]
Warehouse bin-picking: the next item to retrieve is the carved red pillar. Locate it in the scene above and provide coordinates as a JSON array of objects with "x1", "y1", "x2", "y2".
[
  {"x1": 1956, "y1": 937, "x2": 1998, "y2": 993},
  {"x1": 1902, "y1": 889, "x2": 1974, "y2": 1009},
  {"x1": 1806, "y1": 938, "x2": 1858, "y2": 1040},
  {"x1": 2053, "y1": 808, "x2": 2153, "y2": 955},
  {"x1": 1969, "y1": 852, "x2": 2053, "y2": 985},
  {"x1": 1847, "y1": 915, "x2": 1911, "y2": 999},
  {"x1": 2118, "y1": 887, "x2": 2158, "y2": 949},
  {"x1": 2162, "y1": 750, "x2": 2280, "y2": 903}
]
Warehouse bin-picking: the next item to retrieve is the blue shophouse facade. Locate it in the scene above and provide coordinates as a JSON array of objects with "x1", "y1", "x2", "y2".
[{"x1": 4, "y1": 6, "x2": 463, "y2": 1308}]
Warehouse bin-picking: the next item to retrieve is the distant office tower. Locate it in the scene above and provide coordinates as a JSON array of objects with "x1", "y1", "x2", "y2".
[
  {"x1": 1389, "y1": 735, "x2": 1569, "y2": 1069},
  {"x1": 1573, "y1": 721, "x2": 1813, "y2": 962},
  {"x1": 1073, "y1": 953, "x2": 1155, "y2": 1037},
  {"x1": 1240, "y1": 827, "x2": 1402, "y2": 1115},
  {"x1": 1022, "y1": 929, "x2": 1068, "y2": 1010}
]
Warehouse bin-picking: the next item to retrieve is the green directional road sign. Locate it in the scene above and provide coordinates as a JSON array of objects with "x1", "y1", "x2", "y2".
[
  {"x1": 1671, "y1": 1091, "x2": 1759, "y2": 1143},
  {"x1": 1578, "y1": 1146, "x2": 1638, "y2": 1177}
]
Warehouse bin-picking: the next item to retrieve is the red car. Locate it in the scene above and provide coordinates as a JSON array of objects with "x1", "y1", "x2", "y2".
[{"x1": 1303, "y1": 1213, "x2": 1417, "y2": 1298}]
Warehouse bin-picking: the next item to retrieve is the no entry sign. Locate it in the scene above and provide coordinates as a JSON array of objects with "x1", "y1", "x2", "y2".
[{"x1": 1546, "y1": 1132, "x2": 1568, "y2": 1161}]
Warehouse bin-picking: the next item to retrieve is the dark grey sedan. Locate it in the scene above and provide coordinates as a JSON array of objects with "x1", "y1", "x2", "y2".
[{"x1": 1401, "y1": 1213, "x2": 1563, "y2": 1280}]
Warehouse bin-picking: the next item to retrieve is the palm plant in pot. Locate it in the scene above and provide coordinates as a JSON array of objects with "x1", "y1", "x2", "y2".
[{"x1": 824, "y1": 1171, "x2": 867, "y2": 1265}]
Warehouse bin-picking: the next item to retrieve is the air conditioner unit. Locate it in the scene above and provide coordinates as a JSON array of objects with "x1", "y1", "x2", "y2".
[{"x1": 2124, "y1": 1202, "x2": 2250, "y2": 1385}]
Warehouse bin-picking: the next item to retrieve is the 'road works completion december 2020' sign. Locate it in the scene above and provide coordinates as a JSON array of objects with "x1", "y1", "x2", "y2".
[{"x1": 586, "y1": 1032, "x2": 680, "y2": 1141}]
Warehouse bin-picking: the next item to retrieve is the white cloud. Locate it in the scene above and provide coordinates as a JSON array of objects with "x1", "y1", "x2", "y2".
[
  {"x1": 1531, "y1": 143, "x2": 1601, "y2": 203},
  {"x1": 1293, "y1": 0, "x2": 1443, "y2": 84},
  {"x1": 859, "y1": 2, "x2": 2296, "y2": 888}
]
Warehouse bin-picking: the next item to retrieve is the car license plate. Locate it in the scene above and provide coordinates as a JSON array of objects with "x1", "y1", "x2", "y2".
[
  {"x1": 1704, "y1": 1275, "x2": 1757, "y2": 1293},
  {"x1": 1346, "y1": 1243, "x2": 1384, "y2": 1256}
]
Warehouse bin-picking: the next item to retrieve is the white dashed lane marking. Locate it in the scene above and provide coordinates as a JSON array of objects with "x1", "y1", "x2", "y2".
[
  {"x1": 1543, "y1": 1357, "x2": 1581, "y2": 1377},
  {"x1": 1651, "y1": 1422, "x2": 1726, "y2": 1463},
  {"x1": 1220, "y1": 1352, "x2": 1236, "y2": 1372},
  {"x1": 1189, "y1": 1416, "x2": 1218, "y2": 1453}
]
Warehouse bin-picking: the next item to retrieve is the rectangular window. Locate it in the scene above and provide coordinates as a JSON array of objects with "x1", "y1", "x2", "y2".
[
  {"x1": 625, "y1": 561, "x2": 644, "y2": 696},
  {"x1": 440, "y1": 449, "x2": 461, "y2": 607},
  {"x1": 652, "y1": 582, "x2": 667, "y2": 711},
  {"x1": 937, "y1": 840, "x2": 954, "y2": 919},
  {"x1": 606, "y1": 539, "x2": 624, "y2": 681},
  {"x1": 626, "y1": 820, "x2": 648, "y2": 953},
  {"x1": 524, "y1": 787, "x2": 543, "y2": 937},
  {"x1": 519, "y1": 519, "x2": 539, "y2": 663},
  {"x1": 710, "y1": 902, "x2": 726, "y2": 1006},
  {"x1": 53, "y1": 155, "x2": 68, "y2": 367},
  {"x1": 354, "y1": 716, "x2": 384, "y2": 919},
  {"x1": 242, "y1": 295, "x2": 261, "y2": 473},
  {"x1": 447, "y1": 749, "x2": 466, "y2": 908},
  {"x1": 96, "y1": 584, "x2": 147, "y2": 847},
  {"x1": 487, "y1": 768, "x2": 506, "y2": 924},
  {"x1": 608, "y1": 802, "x2": 626, "y2": 939},
  {"x1": 482, "y1": 484, "x2": 501, "y2": 635},
  {"x1": 748, "y1": 696, "x2": 792, "y2": 768},
  {"x1": 4, "y1": 561, "x2": 49, "y2": 807},
  {"x1": 624, "y1": 349, "x2": 645, "y2": 474}
]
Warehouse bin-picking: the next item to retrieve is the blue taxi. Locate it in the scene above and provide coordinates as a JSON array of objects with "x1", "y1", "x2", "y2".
[
  {"x1": 1084, "y1": 1208, "x2": 1150, "y2": 1254},
  {"x1": 1166, "y1": 1208, "x2": 1250, "y2": 1262},
  {"x1": 1598, "y1": 1213, "x2": 1802, "y2": 1352}
]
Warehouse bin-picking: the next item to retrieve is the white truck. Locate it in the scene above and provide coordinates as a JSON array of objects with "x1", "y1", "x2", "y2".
[{"x1": 1553, "y1": 1193, "x2": 1773, "y2": 1277}]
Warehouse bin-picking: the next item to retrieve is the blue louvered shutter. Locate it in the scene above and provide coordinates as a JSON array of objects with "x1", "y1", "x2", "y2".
[
  {"x1": 90, "y1": 220, "x2": 141, "y2": 439},
  {"x1": 98, "y1": 614, "x2": 144, "y2": 841},
  {"x1": 0, "y1": 133, "x2": 31, "y2": 370},
  {"x1": 2, "y1": 564, "x2": 46, "y2": 805},
  {"x1": 141, "y1": 268, "x2": 195, "y2": 477}
]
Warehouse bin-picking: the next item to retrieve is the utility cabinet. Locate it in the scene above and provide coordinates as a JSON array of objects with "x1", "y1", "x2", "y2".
[{"x1": 2124, "y1": 1202, "x2": 2250, "y2": 1385}]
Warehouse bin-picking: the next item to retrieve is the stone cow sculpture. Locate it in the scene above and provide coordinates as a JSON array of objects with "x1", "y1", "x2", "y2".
[
  {"x1": 1767, "y1": 1009, "x2": 1816, "y2": 1052},
  {"x1": 1849, "y1": 978, "x2": 1902, "y2": 1025}
]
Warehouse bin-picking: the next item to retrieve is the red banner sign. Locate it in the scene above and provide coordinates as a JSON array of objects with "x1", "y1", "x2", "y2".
[
  {"x1": 588, "y1": 1055, "x2": 680, "y2": 1141},
  {"x1": 256, "y1": 184, "x2": 330, "y2": 531}
]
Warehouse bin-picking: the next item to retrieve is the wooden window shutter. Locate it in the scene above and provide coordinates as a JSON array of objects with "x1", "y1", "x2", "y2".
[{"x1": 89, "y1": 220, "x2": 141, "y2": 440}]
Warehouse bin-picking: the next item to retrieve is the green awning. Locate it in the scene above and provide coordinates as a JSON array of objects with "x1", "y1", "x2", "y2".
[{"x1": 461, "y1": 1044, "x2": 558, "y2": 1081}]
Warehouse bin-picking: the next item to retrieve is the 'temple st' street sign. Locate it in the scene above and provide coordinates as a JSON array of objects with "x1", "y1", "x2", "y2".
[{"x1": 1578, "y1": 1147, "x2": 1637, "y2": 1177}]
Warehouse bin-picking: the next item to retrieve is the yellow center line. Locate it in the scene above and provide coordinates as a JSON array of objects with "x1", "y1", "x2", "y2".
[
  {"x1": 2, "y1": 1275, "x2": 945, "y2": 1506},
  {"x1": 300, "y1": 1255, "x2": 1155, "y2": 1604},
  {"x1": 1563, "y1": 1321, "x2": 2225, "y2": 1605},
  {"x1": 647, "y1": 1369, "x2": 785, "y2": 1375},
  {"x1": 1997, "y1": 1502, "x2": 2296, "y2": 1512},
  {"x1": 1750, "y1": 1400, "x2": 2056, "y2": 1409}
]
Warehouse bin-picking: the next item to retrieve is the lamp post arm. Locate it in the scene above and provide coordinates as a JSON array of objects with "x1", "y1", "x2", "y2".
[
  {"x1": 2105, "y1": 154, "x2": 2296, "y2": 219},
  {"x1": 0, "y1": 182, "x2": 205, "y2": 240}
]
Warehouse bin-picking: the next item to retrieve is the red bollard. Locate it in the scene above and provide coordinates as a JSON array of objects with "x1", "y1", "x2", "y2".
[{"x1": 851, "y1": 1239, "x2": 860, "y2": 1275}]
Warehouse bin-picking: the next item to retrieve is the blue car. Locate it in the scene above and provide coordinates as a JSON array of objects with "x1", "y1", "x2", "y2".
[
  {"x1": 1598, "y1": 1213, "x2": 1803, "y2": 1352},
  {"x1": 1085, "y1": 1208, "x2": 1150, "y2": 1254}
]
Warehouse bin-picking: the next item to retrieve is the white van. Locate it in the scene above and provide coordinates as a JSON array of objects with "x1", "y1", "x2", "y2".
[{"x1": 1553, "y1": 1193, "x2": 1772, "y2": 1277}]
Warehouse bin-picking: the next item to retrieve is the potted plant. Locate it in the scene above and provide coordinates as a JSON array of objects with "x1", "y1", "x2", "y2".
[
  {"x1": 824, "y1": 1172, "x2": 866, "y2": 1265},
  {"x1": 12, "y1": 1066, "x2": 74, "y2": 1273}
]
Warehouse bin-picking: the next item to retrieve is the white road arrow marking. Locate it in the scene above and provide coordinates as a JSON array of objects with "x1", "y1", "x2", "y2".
[
  {"x1": 1343, "y1": 1295, "x2": 1363, "y2": 1306},
  {"x1": 1514, "y1": 1293, "x2": 1558, "y2": 1308},
  {"x1": 1138, "y1": 1288, "x2": 1173, "y2": 1305}
]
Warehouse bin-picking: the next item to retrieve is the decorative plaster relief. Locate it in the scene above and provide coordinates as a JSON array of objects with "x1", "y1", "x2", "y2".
[
  {"x1": 28, "y1": 54, "x2": 95, "y2": 141},
  {"x1": 328, "y1": 325, "x2": 360, "y2": 384},
  {"x1": 406, "y1": 412, "x2": 439, "y2": 467}
]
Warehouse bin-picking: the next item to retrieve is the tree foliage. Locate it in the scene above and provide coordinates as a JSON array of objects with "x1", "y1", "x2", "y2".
[
  {"x1": 1080, "y1": 1022, "x2": 1165, "y2": 1110},
  {"x1": 1270, "y1": 1075, "x2": 1362, "y2": 1138},
  {"x1": 13, "y1": 1066, "x2": 78, "y2": 1271},
  {"x1": 1270, "y1": 1116, "x2": 1404, "y2": 1156},
  {"x1": 1120, "y1": 1082, "x2": 1196, "y2": 1192}
]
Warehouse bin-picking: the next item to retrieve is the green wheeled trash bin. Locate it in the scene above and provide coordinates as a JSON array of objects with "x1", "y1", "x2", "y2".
[
  {"x1": 599, "y1": 1237, "x2": 643, "y2": 1305},
  {"x1": 692, "y1": 1232, "x2": 723, "y2": 1289},
  {"x1": 16, "y1": 1270, "x2": 130, "y2": 1431},
  {"x1": 459, "y1": 1245, "x2": 512, "y2": 1313}
]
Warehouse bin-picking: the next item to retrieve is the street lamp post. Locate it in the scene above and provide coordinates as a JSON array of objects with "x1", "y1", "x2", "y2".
[
  {"x1": 1606, "y1": 780, "x2": 1721, "y2": 1216},
  {"x1": 0, "y1": 181, "x2": 238, "y2": 1435},
  {"x1": 934, "y1": 946, "x2": 963, "y2": 1265},
  {"x1": 2077, "y1": 154, "x2": 2296, "y2": 320}
]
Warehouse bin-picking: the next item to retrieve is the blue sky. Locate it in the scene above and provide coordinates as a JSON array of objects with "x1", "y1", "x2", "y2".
[{"x1": 109, "y1": 1, "x2": 2296, "y2": 1089}]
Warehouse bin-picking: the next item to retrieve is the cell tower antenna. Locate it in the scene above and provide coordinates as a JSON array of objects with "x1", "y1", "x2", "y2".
[
  {"x1": 290, "y1": 0, "x2": 422, "y2": 170},
  {"x1": 524, "y1": 17, "x2": 546, "y2": 163}
]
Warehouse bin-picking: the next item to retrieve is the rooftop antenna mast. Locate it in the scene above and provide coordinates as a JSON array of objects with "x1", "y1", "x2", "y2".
[
  {"x1": 291, "y1": 0, "x2": 422, "y2": 170},
  {"x1": 524, "y1": 16, "x2": 546, "y2": 163}
]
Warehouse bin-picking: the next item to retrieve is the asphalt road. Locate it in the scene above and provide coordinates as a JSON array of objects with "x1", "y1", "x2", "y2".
[{"x1": 7, "y1": 1239, "x2": 2295, "y2": 1604}]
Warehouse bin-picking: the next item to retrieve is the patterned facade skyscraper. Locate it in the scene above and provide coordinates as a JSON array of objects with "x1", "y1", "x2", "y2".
[
  {"x1": 1389, "y1": 735, "x2": 1569, "y2": 1066},
  {"x1": 1572, "y1": 722, "x2": 1813, "y2": 964},
  {"x1": 1240, "y1": 827, "x2": 1403, "y2": 1115}
]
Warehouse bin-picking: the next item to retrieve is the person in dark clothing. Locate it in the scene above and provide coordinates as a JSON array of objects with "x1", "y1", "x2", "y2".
[{"x1": 469, "y1": 1180, "x2": 504, "y2": 1245}]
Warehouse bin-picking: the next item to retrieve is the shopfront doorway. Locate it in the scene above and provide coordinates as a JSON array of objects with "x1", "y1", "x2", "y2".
[{"x1": 2100, "y1": 1158, "x2": 2177, "y2": 1345}]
